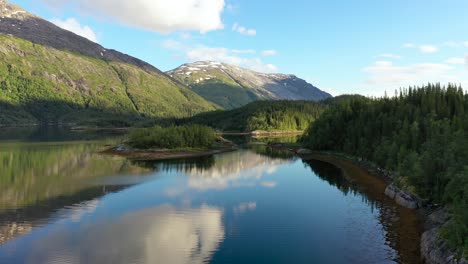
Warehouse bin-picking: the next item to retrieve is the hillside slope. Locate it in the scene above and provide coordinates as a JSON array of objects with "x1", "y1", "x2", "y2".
[
  {"x1": 185, "y1": 100, "x2": 325, "y2": 132},
  {"x1": 0, "y1": 0, "x2": 216, "y2": 126},
  {"x1": 167, "y1": 61, "x2": 332, "y2": 109}
]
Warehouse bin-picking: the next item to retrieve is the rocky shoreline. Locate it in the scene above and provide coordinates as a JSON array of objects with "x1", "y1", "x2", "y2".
[{"x1": 293, "y1": 148, "x2": 467, "y2": 264}]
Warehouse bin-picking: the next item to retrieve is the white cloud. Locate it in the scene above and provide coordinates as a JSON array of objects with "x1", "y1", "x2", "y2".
[
  {"x1": 446, "y1": 57, "x2": 466, "y2": 65},
  {"x1": 443, "y1": 41, "x2": 460, "y2": 48},
  {"x1": 163, "y1": 40, "x2": 278, "y2": 73},
  {"x1": 186, "y1": 46, "x2": 277, "y2": 72},
  {"x1": 261, "y1": 50, "x2": 278, "y2": 56},
  {"x1": 376, "y1": 53, "x2": 401, "y2": 59},
  {"x1": 162, "y1": 39, "x2": 186, "y2": 50},
  {"x1": 231, "y1": 49, "x2": 256, "y2": 54},
  {"x1": 232, "y1": 23, "x2": 256, "y2": 36},
  {"x1": 43, "y1": 0, "x2": 225, "y2": 34},
  {"x1": 180, "y1": 33, "x2": 192, "y2": 39},
  {"x1": 403, "y1": 43, "x2": 415, "y2": 48},
  {"x1": 363, "y1": 61, "x2": 454, "y2": 87},
  {"x1": 419, "y1": 45, "x2": 439, "y2": 54},
  {"x1": 50, "y1": 17, "x2": 98, "y2": 42}
]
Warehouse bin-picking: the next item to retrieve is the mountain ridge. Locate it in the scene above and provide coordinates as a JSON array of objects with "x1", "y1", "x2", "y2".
[
  {"x1": 0, "y1": 0, "x2": 217, "y2": 126},
  {"x1": 167, "y1": 61, "x2": 332, "y2": 109},
  {"x1": 0, "y1": 0, "x2": 160, "y2": 73}
]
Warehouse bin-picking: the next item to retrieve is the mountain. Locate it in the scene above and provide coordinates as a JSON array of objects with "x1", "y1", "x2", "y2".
[
  {"x1": 0, "y1": 0, "x2": 216, "y2": 126},
  {"x1": 167, "y1": 61, "x2": 332, "y2": 109}
]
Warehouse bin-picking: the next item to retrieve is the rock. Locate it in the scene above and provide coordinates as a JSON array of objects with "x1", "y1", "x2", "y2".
[
  {"x1": 384, "y1": 184, "x2": 419, "y2": 209},
  {"x1": 421, "y1": 228, "x2": 468, "y2": 264},
  {"x1": 297, "y1": 148, "x2": 313, "y2": 155},
  {"x1": 384, "y1": 184, "x2": 399, "y2": 199},
  {"x1": 395, "y1": 190, "x2": 419, "y2": 209}
]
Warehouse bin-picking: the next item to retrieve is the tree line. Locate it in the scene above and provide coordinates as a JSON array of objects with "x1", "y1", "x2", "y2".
[
  {"x1": 128, "y1": 125, "x2": 216, "y2": 149},
  {"x1": 302, "y1": 84, "x2": 468, "y2": 256},
  {"x1": 186, "y1": 100, "x2": 325, "y2": 132}
]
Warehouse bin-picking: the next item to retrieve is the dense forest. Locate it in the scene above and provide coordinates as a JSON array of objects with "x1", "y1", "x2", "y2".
[
  {"x1": 185, "y1": 100, "x2": 325, "y2": 132},
  {"x1": 302, "y1": 84, "x2": 468, "y2": 256},
  {"x1": 128, "y1": 125, "x2": 216, "y2": 149}
]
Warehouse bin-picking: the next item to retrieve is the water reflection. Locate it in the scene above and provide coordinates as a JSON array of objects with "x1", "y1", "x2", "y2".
[
  {"x1": 1, "y1": 205, "x2": 225, "y2": 264},
  {"x1": 303, "y1": 157, "x2": 422, "y2": 264},
  {"x1": 0, "y1": 126, "x2": 126, "y2": 142},
  {"x1": 0, "y1": 132, "x2": 422, "y2": 264},
  {"x1": 141, "y1": 149, "x2": 294, "y2": 192},
  {"x1": 0, "y1": 141, "x2": 150, "y2": 209},
  {"x1": 0, "y1": 134, "x2": 151, "y2": 245}
]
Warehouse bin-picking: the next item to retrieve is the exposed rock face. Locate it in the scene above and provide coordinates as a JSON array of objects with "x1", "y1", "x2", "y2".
[
  {"x1": 0, "y1": 0, "x2": 159, "y2": 73},
  {"x1": 167, "y1": 61, "x2": 332, "y2": 108},
  {"x1": 421, "y1": 209, "x2": 468, "y2": 264},
  {"x1": 384, "y1": 184, "x2": 419, "y2": 209}
]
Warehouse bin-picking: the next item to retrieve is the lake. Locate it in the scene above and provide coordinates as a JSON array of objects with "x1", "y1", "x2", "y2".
[{"x1": 0, "y1": 128, "x2": 422, "y2": 264}]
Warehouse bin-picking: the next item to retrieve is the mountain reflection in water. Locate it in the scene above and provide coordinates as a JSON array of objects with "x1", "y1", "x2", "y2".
[{"x1": 0, "y1": 130, "x2": 421, "y2": 264}]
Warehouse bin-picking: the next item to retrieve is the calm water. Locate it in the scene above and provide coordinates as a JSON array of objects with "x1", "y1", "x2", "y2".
[{"x1": 0, "y1": 128, "x2": 422, "y2": 264}]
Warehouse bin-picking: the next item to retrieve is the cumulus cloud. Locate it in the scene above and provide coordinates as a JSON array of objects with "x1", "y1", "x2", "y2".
[
  {"x1": 186, "y1": 46, "x2": 277, "y2": 72},
  {"x1": 419, "y1": 45, "x2": 439, "y2": 54},
  {"x1": 403, "y1": 43, "x2": 439, "y2": 53},
  {"x1": 42, "y1": 0, "x2": 225, "y2": 34},
  {"x1": 50, "y1": 17, "x2": 98, "y2": 42},
  {"x1": 231, "y1": 49, "x2": 256, "y2": 54},
  {"x1": 446, "y1": 57, "x2": 466, "y2": 65},
  {"x1": 376, "y1": 53, "x2": 401, "y2": 59},
  {"x1": 232, "y1": 23, "x2": 256, "y2": 36},
  {"x1": 261, "y1": 50, "x2": 278, "y2": 56},
  {"x1": 403, "y1": 43, "x2": 415, "y2": 48},
  {"x1": 363, "y1": 61, "x2": 454, "y2": 87},
  {"x1": 163, "y1": 40, "x2": 278, "y2": 73}
]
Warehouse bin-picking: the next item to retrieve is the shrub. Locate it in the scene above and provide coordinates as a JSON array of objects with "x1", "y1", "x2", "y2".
[{"x1": 128, "y1": 125, "x2": 216, "y2": 149}]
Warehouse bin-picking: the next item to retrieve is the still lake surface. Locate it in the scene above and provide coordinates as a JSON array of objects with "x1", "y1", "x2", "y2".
[{"x1": 0, "y1": 128, "x2": 422, "y2": 264}]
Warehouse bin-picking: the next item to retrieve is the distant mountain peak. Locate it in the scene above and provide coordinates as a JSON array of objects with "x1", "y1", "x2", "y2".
[
  {"x1": 0, "y1": 0, "x2": 32, "y2": 20},
  {"x1": 167, "y1": 61, "x2": 332, "y2": 109}
]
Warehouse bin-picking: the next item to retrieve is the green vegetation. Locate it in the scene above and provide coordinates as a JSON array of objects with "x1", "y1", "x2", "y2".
[
  {"x1": 0, "y1": 140, "x2": 149, "y2": 209},
  {"x1": 302, "y1": 84, "x2": 468, "y2": 256},
  {"x1": 0, "y1": 35, "x2": 216, "y2": 126},
  {"x1": 128, "y1": 125, "x2": 216, "y2": 149},
  {"x1": 171, "y1": 68, "x2": 259, "y2": 109},
  {"x1": 186, "y1": 100, "x2": 325, "y2": 132}
]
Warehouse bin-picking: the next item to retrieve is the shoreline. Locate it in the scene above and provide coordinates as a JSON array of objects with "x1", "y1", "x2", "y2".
[
  {"x1": 292, "y1": 149, "x2": 466, "y2": 264},
  {"x1": 101, "y1": 144, "x2": 236, "y2": 161}
]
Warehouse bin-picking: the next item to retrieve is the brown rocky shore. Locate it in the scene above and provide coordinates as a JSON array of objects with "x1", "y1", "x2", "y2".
[{"x1": 293, "y1": 148, "x2": 467, "y2": 264}]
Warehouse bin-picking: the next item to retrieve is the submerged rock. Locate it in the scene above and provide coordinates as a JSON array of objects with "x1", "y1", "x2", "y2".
[{"x1": 384, "y1": 184, "x2": 419, "y2": 209}]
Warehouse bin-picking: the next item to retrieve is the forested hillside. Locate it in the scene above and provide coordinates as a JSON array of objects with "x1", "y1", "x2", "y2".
[
  {"x1": 0, "y1": 35, "x2": 216, "y2": 126},
  {"x1": 186, "y1": 100, "x2": 325, "y2": 132},
  {"x1": 302, "y1": 84, "x2": 468, "y2": 255}
]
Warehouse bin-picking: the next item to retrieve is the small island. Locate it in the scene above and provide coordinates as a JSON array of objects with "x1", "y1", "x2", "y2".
[{"x1": 103, "y1": 125, "x2": 235, "y2": 161}]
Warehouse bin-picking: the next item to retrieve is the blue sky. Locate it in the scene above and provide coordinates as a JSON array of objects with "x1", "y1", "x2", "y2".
[{"x1": 10, "y1": 0, "x2": 468, "y2": 96}]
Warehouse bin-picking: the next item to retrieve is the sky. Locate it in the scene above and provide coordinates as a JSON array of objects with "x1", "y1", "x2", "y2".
[{"x1": 9, "y1": 0, "x2": 468, "y2": 96}]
